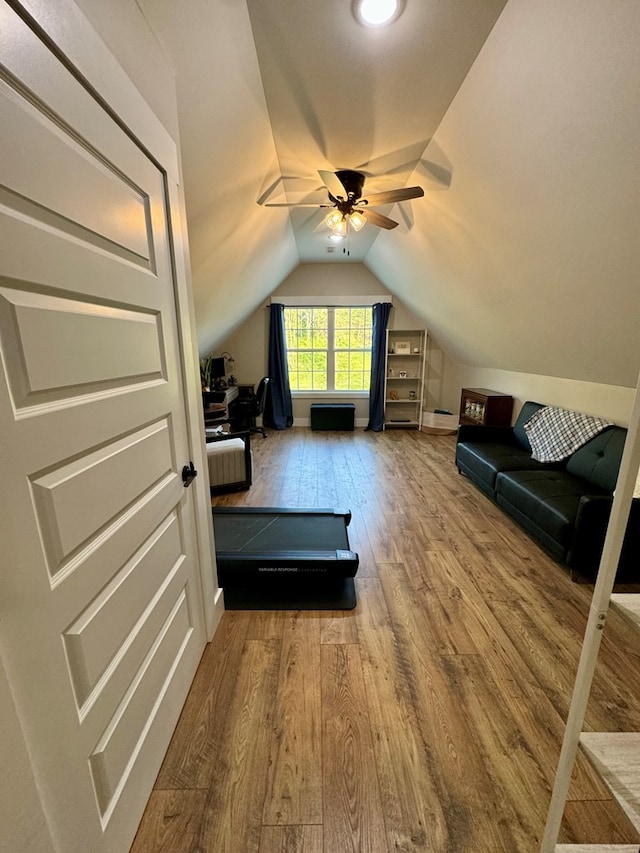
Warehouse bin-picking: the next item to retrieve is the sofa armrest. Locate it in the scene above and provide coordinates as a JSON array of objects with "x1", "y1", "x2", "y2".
[
  {"x1": 569, "y1": 495, "x2": 640, "y2": 580},
  {"x1": 457, "y1": 424, "x2": 516, "y2": 444}
]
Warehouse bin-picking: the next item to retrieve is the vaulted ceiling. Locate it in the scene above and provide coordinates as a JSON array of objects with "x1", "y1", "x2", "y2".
[{"x1": 140, "y1": 0, "x2": 640, "y2": 388}]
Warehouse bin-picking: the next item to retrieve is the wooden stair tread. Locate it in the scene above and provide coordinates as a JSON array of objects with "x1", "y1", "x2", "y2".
[
  {"x1": 556, "y1": 846, "x2": 640, "y2": 851},
  {"x1": 580, "y1": 732, "x2": 640, "y2": 832},
  {"x1": 611, "y1": 594, "x2": 640, "y2": 630}
]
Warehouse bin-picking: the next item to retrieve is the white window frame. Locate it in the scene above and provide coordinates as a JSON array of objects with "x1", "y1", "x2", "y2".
[{"x1": 276, "y1": 295, "x2": 391, "y2": 398}]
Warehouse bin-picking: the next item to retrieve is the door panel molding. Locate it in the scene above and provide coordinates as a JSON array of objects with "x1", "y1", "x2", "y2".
[{"x1": 0, "y1": 286, "x2": 165, "y2": 411}]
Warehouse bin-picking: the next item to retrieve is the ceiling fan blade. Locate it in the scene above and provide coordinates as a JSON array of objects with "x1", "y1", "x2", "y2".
[
  {"x1": 362, "y1": 209, "x2": 398, "y2": 230},
  {"x1": 264, "y1": 203, "x2": 329, "y2": 207},
  {"x1": 362, "y1": 186, "x2": 425, "y2": 206},
  {"x1": 318, "y1": 170, "x2": 348, "y2": 200}
]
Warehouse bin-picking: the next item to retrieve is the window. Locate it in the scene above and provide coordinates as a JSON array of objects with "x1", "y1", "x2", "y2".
[{"x1": 284, "y1": 306, "x2": 372, "y2": 392}]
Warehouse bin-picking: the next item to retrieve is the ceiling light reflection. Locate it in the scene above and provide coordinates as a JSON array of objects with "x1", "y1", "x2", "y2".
[{"x1": 355, "y1": 0, "x2": 400, "y2": 27}]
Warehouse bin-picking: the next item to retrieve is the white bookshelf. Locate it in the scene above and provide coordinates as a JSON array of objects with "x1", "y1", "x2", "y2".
[{"x1": 383, "y1": 329, "x2": 427, "y2": 430}]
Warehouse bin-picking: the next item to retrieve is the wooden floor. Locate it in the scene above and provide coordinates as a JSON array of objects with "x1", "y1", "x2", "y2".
[{"x1": 131, "y1": 428, "x2": 640, "y2": 852}]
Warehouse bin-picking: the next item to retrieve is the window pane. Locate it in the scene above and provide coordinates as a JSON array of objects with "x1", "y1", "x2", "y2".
[
  {"x1": 350, "y1": 328, "x2": 365, "y2": 348},
  {"x1": 284, "y1": 304, "x2": 371, "y2": 392},
  {"x1": 335, "y1": 352, "x2": 348, "y2": 371},
  {"x1": 286, "y1": 352, "x2": 297, "y2": 389},
  {"x1": 313, "y1": 352, "x2": 327, "y2": 371},
  {"x1": 312, "y1": 328, "x2": 328, "y2": 348},
  {"x1": 335, "y1": 329, "x2": 350, "y2": 349},
  {"x1": 335, "y1": 372, "x2": 349, "y2": 390},
  {"x1": 349, "y1": 351, "x2": 364, "y2": 371},
  {"x1": 298, "y1": 352, "x2": 312, "y2": 371},
  {"x1": 335, "y1": 307, "x2": 350, "y2": 328}
]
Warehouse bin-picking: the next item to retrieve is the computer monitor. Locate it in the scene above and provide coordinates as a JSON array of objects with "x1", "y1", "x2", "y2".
[{"x1": 210, "y1": 357, "x2": 226, "y2": 380}]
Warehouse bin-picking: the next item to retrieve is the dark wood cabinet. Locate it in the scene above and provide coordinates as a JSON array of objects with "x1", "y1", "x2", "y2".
[{"x1": 459, "y1": 388, "x2": 513, "y2": 427}]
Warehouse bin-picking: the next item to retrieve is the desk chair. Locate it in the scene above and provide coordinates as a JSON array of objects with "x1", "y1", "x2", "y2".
[{"x1": 232, "y1": 376, "x2": 269, "y2": 437}]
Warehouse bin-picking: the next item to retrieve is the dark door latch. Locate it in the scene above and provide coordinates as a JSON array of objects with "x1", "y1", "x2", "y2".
[{"x1": 182, "y1": 461, "x2": 198, "y2": 487}]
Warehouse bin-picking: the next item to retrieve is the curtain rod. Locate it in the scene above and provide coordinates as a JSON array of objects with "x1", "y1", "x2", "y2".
[{"x1": 266, "y1": 297, "x2": 393, "y2": 308}]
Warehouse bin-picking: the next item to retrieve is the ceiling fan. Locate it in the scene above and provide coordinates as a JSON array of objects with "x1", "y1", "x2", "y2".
[{"x1": 264, "y1": 169, "x2": 424, "y2": 235}]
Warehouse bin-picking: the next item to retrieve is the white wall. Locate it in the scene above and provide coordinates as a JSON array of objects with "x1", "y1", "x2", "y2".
[
  {"x1": 74, "y1": 0, "x2": 180, "y2": 139},
  {"x1": 216, "y1": 263, "x2": 425, "y2": 424},
  {"x1": 367, "y1": 0, "x2": 640, "y2": 390},
  {"x1": 138, "y1": 0, "x2": 300, "y2": 356},
  {"x1": 444, "y1": 365, "x2": 635, "y2": 427}
]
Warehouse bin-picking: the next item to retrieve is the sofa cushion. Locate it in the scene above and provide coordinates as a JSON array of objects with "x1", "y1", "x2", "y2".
[
  {"x1": 566, "y1": 426, "x2": 626, "y2": 492},
  {"x1": 456, "y1": 442, "x2": 554, "y2": 491},
  {"x1": 496, "y1": 469, "x2": 609, "y2": 549},
  {"x1": 512, "y1": 401, "x2": 545, "y2": 451}
]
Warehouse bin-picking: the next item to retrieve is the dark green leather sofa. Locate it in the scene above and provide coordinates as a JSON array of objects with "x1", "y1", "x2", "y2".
[{"x1": 455, "y1": 401, "x2": 639, "y2": 581}]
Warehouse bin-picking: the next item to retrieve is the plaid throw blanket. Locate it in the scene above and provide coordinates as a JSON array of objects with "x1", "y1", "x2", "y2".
[{"x1": 523, "y1": 406, "x2": 613, "y2": 463}]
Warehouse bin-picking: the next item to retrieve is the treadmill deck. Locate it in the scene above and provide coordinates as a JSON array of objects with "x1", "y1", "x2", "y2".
[{"x1": 212, "y1": 507, "x2": 359, "y2": 610}]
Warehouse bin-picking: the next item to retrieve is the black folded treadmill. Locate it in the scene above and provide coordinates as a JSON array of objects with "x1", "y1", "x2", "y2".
[{"x1": 212, "y1": 507, "x2": 359, "y2": 610}]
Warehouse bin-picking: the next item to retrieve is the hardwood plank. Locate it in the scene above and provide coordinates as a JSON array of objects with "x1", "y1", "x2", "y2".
[
  {"x1": 319, "y1": 610, "x2": 359, "y2": 644},
  {"x1": 155, "y1": 611, "x2": 251, "y2": 789},
  {"x1": 344, "y1": 513, "x2": 379, "y2": 579},
  {"x1": 244, "y1": 611, "x2": 286, "y2": 641},
  {"x1": 258, "y1": 824, "x2": 323, "y2": 853},
  {"x1": 196, "y1": 639, "x2": 281, "y2": 853},
  {"x1": 321, "y1": 643, "x2": 387, "y2": 853},
  {"x1": 262, "y1": 614, "x2": 323, "y2": 825},
  {"x1": 561, "y1": 797, "x2": 640, "y2": 845},
  {"x1": 355, "y1": 578, "x2": 448, "y2": 850},
  {"x1": 376, "y1": 570, "x2": 539, "y2": 848},
  {"x1": 129, "y1": 790, "x2": 206, "y2": 853}
]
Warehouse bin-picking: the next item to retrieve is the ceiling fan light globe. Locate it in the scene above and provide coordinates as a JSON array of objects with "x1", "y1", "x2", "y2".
[
  {"x1": 349, "y1": 210, "x2": 367, "y2": 231},
  {"x1": 325, "y1": 209, "x2": 344, "y2": 230},
  {"x1": 333, "y1": 217, "x2": 348, "y2": 237}
]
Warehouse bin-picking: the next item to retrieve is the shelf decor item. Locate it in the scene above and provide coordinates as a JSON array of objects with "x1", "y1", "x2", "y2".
[{"x1": 394, "y1": 341, "x2": 411, "y2": 355}]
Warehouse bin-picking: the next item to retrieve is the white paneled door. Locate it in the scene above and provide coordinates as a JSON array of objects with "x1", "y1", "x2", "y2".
[{"x1": 0, "y1": 5, "x2": 207, "y2": 852}]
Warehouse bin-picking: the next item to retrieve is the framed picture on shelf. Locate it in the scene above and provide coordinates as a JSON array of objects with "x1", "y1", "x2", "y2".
[{"x1": 394, "y1": 341, "x2": 411, "y2": 355}]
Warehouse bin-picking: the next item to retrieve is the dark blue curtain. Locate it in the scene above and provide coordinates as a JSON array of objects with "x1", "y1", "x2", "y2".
[
  {"x1": 263, "y1": 303, "x2": 293, "y2": 430},
  {"x1": 366, "y1": 302, "x2": 392, "y2": 432}
]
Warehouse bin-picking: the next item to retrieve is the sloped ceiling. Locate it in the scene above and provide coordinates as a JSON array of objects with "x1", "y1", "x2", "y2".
[
  {"x1": 369, "y1": 0, "x2": 640, "y2": 388},
  {"x1": 141, "y1": 0, "x2": 640, "y2": 388}
]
